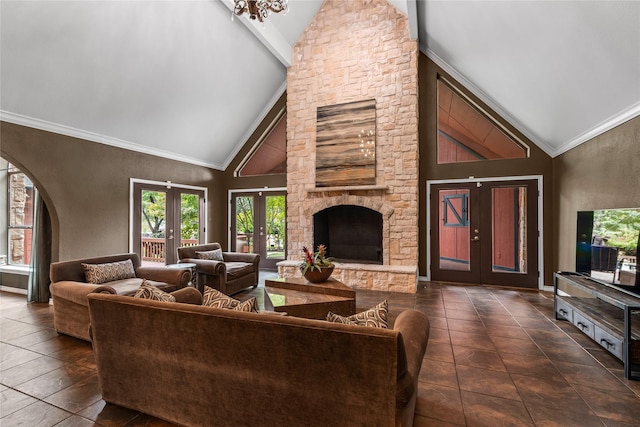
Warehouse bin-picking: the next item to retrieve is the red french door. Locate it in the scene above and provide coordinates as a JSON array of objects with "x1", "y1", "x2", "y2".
[{"x1": 430, "y1": 180, "x2": 539, "y2": 288}]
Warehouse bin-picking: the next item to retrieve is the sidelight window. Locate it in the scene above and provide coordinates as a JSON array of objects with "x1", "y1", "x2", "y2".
[{"x1": 6, "y1": 163, "x2": 34, "y2": 266}]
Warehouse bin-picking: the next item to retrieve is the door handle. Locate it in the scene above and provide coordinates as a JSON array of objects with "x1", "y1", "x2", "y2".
[{"x1": 471, "y1": 236, "x2": 480, "y2": 242}]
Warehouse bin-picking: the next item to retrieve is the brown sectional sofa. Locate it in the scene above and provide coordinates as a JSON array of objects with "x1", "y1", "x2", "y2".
[
  {"x1": 87, "y1": 292, "x2": 430, "y2": 427},
  {"x1": 49, "y1": 253, "x2": 190, "y2": 341}
]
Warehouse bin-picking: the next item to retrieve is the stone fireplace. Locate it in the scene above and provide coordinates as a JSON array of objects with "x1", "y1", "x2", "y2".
[{"x1": 280, "y1": 0, "x2": 419, "y2": 293}]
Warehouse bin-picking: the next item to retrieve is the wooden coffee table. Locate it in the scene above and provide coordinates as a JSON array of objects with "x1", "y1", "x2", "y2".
[{"x1": 264, "y1": 277, "x2": 356, "y2": 319}]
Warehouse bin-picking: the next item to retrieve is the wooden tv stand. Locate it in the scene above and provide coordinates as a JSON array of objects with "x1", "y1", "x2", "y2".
[{"x1": 554, "y1": 271, "x2": 640, "y2": 379}]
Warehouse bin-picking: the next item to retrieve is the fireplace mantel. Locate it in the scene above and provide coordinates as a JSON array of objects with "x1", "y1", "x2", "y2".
[
  {"x1": 277, "y1": 260, "x2": 417, "y2": 293},
  {"x1": 307, "y1": 185, "x2": 389, "y2": 194}
]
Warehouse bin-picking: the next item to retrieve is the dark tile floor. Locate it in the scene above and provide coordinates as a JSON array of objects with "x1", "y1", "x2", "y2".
[{"x1": 2, "y1": 279, "x2": 640, "y2": 426}]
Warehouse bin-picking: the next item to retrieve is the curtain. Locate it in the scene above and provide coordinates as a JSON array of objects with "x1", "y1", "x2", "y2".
[{"x1": 27, "y1": 192, "x2": 52, "y2": 303}]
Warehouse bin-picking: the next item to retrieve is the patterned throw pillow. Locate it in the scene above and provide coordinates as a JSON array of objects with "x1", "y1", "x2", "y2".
[
  {"x1": 82, "y1": 259, "x2": 136, "y2": 284},
  {"x1": 326, "y1": 300, "x2": 389, "y2": 328},
  {"x1": 202, "y1": 286, "x2": 258, "y2": 312},
  {"x1": 195, "y1": 249, "x2": 224, "y2": 261},
  {"x1": 133, "y1": 281, "x2": 176, "y2": 302}
]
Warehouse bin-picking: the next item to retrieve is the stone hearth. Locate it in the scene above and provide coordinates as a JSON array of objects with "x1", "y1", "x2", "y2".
[{"x1": 284, "y1": 0, "x2": 419, "y2": 293}]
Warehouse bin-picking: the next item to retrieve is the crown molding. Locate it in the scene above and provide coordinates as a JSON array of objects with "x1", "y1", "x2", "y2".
[
  {"x1": 0, "y1": 111, "x2": 225, "y2": 170},
  {"x1": 552, "y1": 101, "x2": 640, "y2": 157}
]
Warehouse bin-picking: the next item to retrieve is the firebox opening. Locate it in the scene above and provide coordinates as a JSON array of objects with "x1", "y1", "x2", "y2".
[{"x1": 313, "y1": 205, "x2": 383, "y2": 264}]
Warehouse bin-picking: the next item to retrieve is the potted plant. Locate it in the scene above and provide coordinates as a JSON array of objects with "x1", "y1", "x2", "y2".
[{"x1": 299, "y1": 244, "x2": 335, "y2": 283}]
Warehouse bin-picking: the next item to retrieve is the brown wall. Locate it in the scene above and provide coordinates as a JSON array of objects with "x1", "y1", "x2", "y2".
[
  {"x1": 1, "y1": 121, "x2": 223, "y2": 262},
  {"x1": 418, "y1": 55, "x2": 555, "y2": 285},
  {"x1": 553, "y1": 116, "x2": 640, "y2": 272}
]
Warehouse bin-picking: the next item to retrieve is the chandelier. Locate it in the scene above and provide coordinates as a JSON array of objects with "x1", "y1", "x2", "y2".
[{"x1": 233, "y1": 0, "x2": 288, "y2": 23}]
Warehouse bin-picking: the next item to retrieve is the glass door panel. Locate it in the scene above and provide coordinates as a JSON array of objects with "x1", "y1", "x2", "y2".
[
  {"x1": 439, "y1": 189, "x2": 471, "y2": 271},
  {"x1": 265, "y1": 194, "x2": 286, "y2": 263},
  {"x1": 491, "y1": 186, "x2": 527, "y2": 273},
  {"x1": 141, "y1": 189, "x2": 168, "y2": 264},
  {"x1": 180, "y1": 193, "x2": 201, "y2": 247},
  {"x1": 234, "y1": 196, "x2": 255, "y2": 254}
]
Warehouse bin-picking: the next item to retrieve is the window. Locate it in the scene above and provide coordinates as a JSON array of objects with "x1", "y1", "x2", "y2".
[
  {"x1": 7, "y1": 164, "x2": 34, "y2": 265},
  {"x1": 437, "y1": 76, "x2": 529, "y2": 164},
  {"x1": 235, "y1": 108, "x2": 287, "y2": 177}
]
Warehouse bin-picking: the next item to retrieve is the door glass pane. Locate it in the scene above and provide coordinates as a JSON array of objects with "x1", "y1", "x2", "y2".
[
  {"x1": 8, "y1": 171, "x2": 34, "y2": 265},
  {"x1": 180, "y1": 193, "x2": 200, "y2": 247},
  {"x1": 491, "y1": 186, "x2": 527, "y2": 273},
  {"x1": 9, "y1": 229, "x2": 32, "y2": 265},
  {"x1": 235, "y1": 196, "x2": 254, "y2": 253},
  {"x1": 439, "y1": 189, "x2": 470, "y2": 271},
  {"x1": 141, "y1": 190, "x2": 167, "y2": 264},
  {"x1": 9, "y1": 173, "x2": 34, "y2": 227},
  {"x1": 265, "y1": 195, "x2": 286, "y2": 259}
]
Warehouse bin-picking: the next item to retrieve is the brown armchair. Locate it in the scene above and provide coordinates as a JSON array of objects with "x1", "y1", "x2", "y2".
[{"x1": 177, "y1": 243, "x2": 260, "y2": 295}]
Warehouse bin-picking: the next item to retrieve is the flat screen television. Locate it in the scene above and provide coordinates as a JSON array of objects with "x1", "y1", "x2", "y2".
[{"x1": 577, "y1": 208, "x2": 639, "y2": 295}]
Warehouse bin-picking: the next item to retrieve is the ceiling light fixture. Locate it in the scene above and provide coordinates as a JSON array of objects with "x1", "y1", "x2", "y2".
[{"x1": 233, "y1": 0, "x2": 288, "y2": 23}]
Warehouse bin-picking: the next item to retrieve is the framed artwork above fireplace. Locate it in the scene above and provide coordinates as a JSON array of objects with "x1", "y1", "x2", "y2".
[{"x1": 316, "y1": 99, "x2": 376, "y2": 187}]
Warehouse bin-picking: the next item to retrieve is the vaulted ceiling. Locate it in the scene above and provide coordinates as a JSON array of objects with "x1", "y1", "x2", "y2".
[{"x1": 1, "y1": 1, "x2": 638, "y2": 170}]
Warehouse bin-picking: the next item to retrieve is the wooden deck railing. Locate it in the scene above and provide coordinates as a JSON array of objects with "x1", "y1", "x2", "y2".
[{"x1": 141, "y1": 238, "x2": 198, "y2": 263}]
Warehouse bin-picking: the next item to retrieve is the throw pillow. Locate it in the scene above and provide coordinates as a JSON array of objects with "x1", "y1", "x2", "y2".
[
  {"x1": 195, "y1": 249, "x2": 224, "y2": 261},
  {"x1": 133, "y1": 280, "x2": 176, "y2": 302},
  {"x1": 82, "y1": 259, "x2": 136, "y2": 284},
  {"x1": 326, "y1": 300, "x2": 389, "y2": 328},
  {"x1": 202, "y1": 286, "x2": 258, "y2": 312}
]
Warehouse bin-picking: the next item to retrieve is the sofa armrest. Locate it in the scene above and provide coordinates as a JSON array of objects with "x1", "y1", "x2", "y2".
[
  {"x1": 171, "y1": 287, "x2": 203, "y2": 305},
  {"x1": 135, "y1": 266, "x2": 190, "y2": 288},
  {"x1": 50, "y1": 281, "x2": 115, "y2": 305},
  {"x1": 222, "y1": 252, "x2": 260, "y2": 265},
  {"x1": 393, "y1": 310, "x2": 430, "y2": 407}
]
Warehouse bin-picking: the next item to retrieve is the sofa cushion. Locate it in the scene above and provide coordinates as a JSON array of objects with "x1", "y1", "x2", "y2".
[
  {"x1": 82, "y1": 259, "x2": 136, "y2": 284},
  {"x1": 202, "y1": 286, "x2": 258, "y2": 312},
  {"x1": 133, "y1": 281, "x2": 176, "y2": 302},
  {"x1": 196, "y1": 249, "x2": 224, "y2": 261},
  {"x1": 224, "y1": 262, "x2": 255, "y2": 280},
  {"x1": 326, "y1": 300, "x2": 389, "y2": 328}
]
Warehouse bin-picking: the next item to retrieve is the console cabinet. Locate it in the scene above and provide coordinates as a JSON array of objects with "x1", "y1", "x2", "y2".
[{"x1": 554, "y1": 271, "x2": 640, "y2": 379}]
